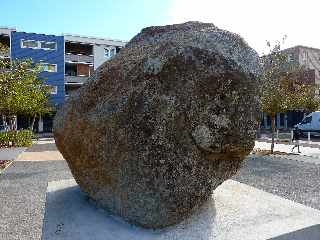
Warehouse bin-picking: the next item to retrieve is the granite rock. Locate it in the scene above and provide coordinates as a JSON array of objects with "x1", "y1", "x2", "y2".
[{"x1": 54, "y1": 22, "x2": 262, "y2": 229}]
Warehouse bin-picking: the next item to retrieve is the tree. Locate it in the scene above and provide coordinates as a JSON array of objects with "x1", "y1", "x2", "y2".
[
  {"x1": 0, "y1": 43, "x2": 52, "y2": 131},
  {"x1": 260, "y1": 40, "x2": 320, "y2": 153}
]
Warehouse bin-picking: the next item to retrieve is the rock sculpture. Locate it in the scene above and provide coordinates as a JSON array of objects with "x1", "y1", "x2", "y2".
[{"x1": 54, "y1": 21, "x2": 261, "y2": 228}]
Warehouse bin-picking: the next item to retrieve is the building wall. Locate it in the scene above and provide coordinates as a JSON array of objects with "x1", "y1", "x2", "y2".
[
  {"x1": 282, "y1": 47, "x2": 300, "y2": 69},
  {"x1": 297, "y1": 47, "x2": 320, "y2": 85},
  {"x1": 93, "y1": 44, "x2": 110, "y2": 70},
  {"x1": 11, "y1": 32, "x2": 65, "y2": 106},
  {"x1": 279, "y1": 46, "x2": 320, "y2": 85}
]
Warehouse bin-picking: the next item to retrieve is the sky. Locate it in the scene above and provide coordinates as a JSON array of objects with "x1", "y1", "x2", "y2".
[{"x1": 1, "y1": 0, "x2": 319, "y2": 55}]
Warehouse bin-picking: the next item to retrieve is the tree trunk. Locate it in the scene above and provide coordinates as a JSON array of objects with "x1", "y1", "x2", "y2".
[
  {"x1": 9, "y1": 116, "x2": 14, "y2": 131},
  {"x1": 257, "y1": 112, "x2": 263, "y2": 139},
  {"x1": 2, "y1": 115, "x2": 8, "y2": 132},
  {"x1": 9, "y1": 116, "x2": 17, "y2": 131},
  {"x1": 13, "y1": 116, "x2": 17, "y2": 131},
  {"x1": 271, "y1": 113, "x2": 276, "y2": 154},
  {"x1": 30, "y1": 115, "x2": 36, "y2": 132},
  {"x1": 257, "y1": 123, "x2": 261, "y2": 138}
]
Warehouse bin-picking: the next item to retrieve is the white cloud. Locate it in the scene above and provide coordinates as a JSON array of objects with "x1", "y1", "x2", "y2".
[{"x1": 168, "y1": 0, "x2": 320, "y2": 55}]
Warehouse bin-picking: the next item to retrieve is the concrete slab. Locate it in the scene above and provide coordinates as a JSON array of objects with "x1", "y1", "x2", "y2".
[
  {"x1": 42, "y1": 179, "x2": 320, "y2": 240},
  {"x1": 16, "y1": 150, "x2": 64, "y2": 161},
  {"x1": 0, "y1": 147, "x2": 26, "y2": 160},
  {"x1": 16, "y1": 138, "x2": 64, "y2": 161}
]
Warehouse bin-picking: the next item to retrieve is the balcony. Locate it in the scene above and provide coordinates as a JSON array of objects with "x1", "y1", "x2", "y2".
[
  {"x1": 65, "y1": 75, "x2": 88, "y2": 84},
  {"x1": 0, "y1": 34, "x2": 10, "y2": 59},
  {"x1": 65, "y1": 62, "x2": 93, "y2": 85},
  {"x1": 65, "y1": 53, "x2": 93, "y2": 63},
  {"x1": 65, "y1": 41, "x2": 93, "y2": 64}
]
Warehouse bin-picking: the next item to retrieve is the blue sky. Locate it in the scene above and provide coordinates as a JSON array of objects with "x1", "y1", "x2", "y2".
[
  {"x1": 1, "y1": 0, "x2": 320, "y2": 54},
  {"x1": 0, "y1": 0, "x2": 171, "y2": 41}
]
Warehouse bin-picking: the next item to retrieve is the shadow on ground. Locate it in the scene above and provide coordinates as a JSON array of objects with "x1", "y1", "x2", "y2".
[{"x1": 268, "y1": 224, "x2": 320, "y2": 240}]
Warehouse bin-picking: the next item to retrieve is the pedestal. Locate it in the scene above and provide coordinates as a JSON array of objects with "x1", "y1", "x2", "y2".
[{"x1": 42, "y1": 179, "x2": 320, "y2": 240}]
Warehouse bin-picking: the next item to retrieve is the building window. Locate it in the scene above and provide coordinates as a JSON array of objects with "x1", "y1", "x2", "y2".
[
  {"x1": 21, "y1": 39, "x2": 57, "y2": 50},
  {"x1": 301, "y1": 51, "x2": 309, "y2": 64},
  {"x1": 104, "y1": 47, "x2": 116, "y2": 58},
  {"x1": 287, "y1": 53, "x2": 294, "y2": 62},
  {"x1": 41, "y1": 63, "x2": 57, "y2": 72},
  {"x1": 110, "y1": 48, "x2": 116, "y2": 57},
  {"x1": 21, "y1": 40, "x2": 38, "y2": 49},
  {"x1": 116, "y1": 46, "x2": 122, "y2": 53},
  {"x1": 40, "y1": 41, "x2": 56, "y2": 50}
]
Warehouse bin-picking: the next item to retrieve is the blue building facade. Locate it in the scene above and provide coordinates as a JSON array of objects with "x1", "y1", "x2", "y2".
[
  {"x1": 11, "y1": 31, "x2": 65, "y2": 106},
  {"x1": 0, "y1": 26, "x2": 126, "y2": 132}
]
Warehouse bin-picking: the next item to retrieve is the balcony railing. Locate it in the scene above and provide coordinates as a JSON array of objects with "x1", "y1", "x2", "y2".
[
  {"x1": 65, "y1": 75, "x2": 89, "y2": 84},
  {"x1": 65, "y1": 53, "x2": 93, "y2": 63}
]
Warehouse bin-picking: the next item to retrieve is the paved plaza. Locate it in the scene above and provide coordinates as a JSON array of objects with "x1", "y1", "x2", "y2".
[{"x1": 0, "y1": 139, "x2": 319, "y2": 239}]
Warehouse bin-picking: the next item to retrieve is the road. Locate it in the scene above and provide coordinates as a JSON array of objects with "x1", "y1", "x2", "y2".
[{"x1": 234, "y1": 154, "x2": 320, "y2": 210}]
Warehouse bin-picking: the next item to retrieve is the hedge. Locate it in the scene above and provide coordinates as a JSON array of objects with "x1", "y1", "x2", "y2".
[{"x1": 0, "y1": 130, "x2": 35, "y2": 147}]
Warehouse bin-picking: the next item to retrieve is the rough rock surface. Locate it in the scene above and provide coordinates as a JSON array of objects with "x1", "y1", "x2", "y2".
[{"x1": 54, "y1": 22, "x2": 262, "y2": 229}]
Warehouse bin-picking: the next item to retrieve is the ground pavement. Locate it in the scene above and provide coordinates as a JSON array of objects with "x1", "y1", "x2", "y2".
[
  {"x1": 0, "y1": 138, "x2": 72, "y2": 240},
  {"x1": 0, "y1": 138, "x2": 319, "y2": 239},
  {"x1": 255, "y1": 140, "x2": 320, "y2": 161}
]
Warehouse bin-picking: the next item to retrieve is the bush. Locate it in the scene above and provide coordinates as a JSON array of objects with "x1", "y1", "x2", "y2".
[{"x1": 0, "y1": 130, "x2": 35, "y2": 147}]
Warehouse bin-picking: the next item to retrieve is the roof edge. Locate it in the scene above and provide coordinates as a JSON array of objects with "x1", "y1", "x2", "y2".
[{"x1": 63, "y1": 33, "x2": 127, "y2": 44}]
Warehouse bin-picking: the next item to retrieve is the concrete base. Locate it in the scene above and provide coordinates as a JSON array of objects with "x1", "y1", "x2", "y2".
[{"x1": 42, "y1": 179, "x2": 320, "y2": 240}]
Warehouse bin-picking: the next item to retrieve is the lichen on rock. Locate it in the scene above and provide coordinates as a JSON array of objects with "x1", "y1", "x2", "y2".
[{"x1": 54, "y1": 21, "x2": 262, "y2": 229}]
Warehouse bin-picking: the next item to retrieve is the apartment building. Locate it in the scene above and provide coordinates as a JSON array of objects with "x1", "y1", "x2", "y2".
[
  {"x1": 64, "y1": 34, "x2": 124, "y2": 96},
  {"x1": 261, "y1": 45, "x2": 320, "y2": 129},
  {"x1": 12, "y1": 31, "x2": 66, "y2": 105},
  {"x1": 0, "y1": 27, "x2": 126, "y2": 132}
]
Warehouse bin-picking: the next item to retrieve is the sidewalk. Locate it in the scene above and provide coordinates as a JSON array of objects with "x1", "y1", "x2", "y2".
[
  {"x1": 255, "y1": 140, "x2": 320, "y2": 163},
  {"x1": 259, "y1": 133, "x2": 320, "y2": 148},
  {"x1": 0, "y1": 147, "x2": 26, "y2": 160},
  {"x1": 16, "y1": 138, "x2": 64, "y2": 161},
  {"x1": 0, "y1": 138, "x2": 71, "y2": 240}
]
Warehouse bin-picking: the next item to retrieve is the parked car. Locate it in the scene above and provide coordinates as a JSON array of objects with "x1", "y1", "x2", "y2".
[{"x1": 295, "y1": 111, "x2": 320, "y2": 136}]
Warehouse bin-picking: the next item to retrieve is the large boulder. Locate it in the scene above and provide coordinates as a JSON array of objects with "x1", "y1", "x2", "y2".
[{"x1": 54, "y1": 22, "x2": 261, "y2": 229}]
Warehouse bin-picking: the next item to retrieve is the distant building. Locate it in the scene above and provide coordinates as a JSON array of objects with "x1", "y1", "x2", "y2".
[
  {"x1": 0, "y1": 27, "x2": 126, "y2": 132},
  {"x1": 261, "y1": 45, "x2": 320, "y2": 129},
  {"x1": 63, "y1": 34, "x2": 125, "y2": 96}
]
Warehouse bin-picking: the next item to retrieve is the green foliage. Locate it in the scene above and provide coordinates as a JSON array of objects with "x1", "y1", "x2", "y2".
[
  {"x1": 260, "y1": 38, "x2": 320, "y2": 152},
  {"x1": 291, "y1": 84, "x2": 320, "y2": 112},
  {"x1": 0, "y1": 58, "x2": 52, "y2": 116},
  {"x1": 261, "y1": 40, "x2": 320, "y2": 115},
  {"x1": 0, "y1": 42, "x2": 7, "y2": 55},
  {"x1": 0, "y1": 130, "x2": 34, "y2": 147},
  {"x1": 0, "y1": 43, "x2": 52, "y2": 130}
]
